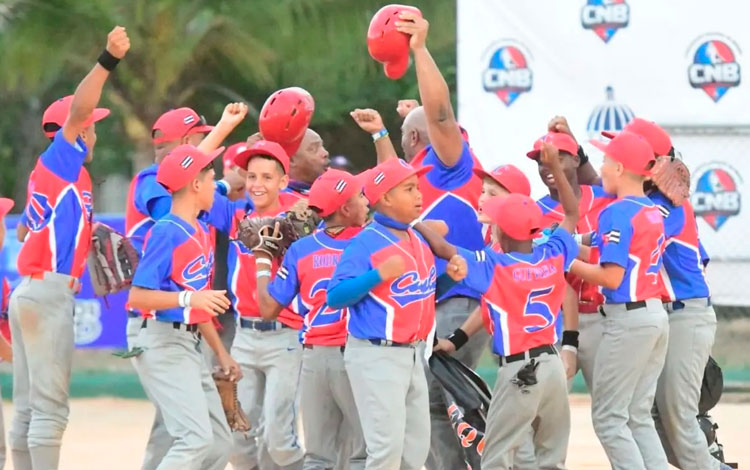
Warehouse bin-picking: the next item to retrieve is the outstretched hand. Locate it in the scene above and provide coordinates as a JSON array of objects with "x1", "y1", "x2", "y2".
[{"x1": 106, "y1": 26, "x2": 131, "y2": 59}]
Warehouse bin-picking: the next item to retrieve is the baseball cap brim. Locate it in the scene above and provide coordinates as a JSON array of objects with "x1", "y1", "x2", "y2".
[
  {"x1": 384, "y1": 54, "x2": 410, "y2": 80},
  {"x1": 0, "y1": 198, "x2": 14, "y2": 218},
  {"x1": 186, "y1": 124, "x2": 214, "y2": 136}
]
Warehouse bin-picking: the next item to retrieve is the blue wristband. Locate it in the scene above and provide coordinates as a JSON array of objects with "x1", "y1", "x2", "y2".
[{"x1": 372, "y1": 129, "x2": 389, "y2": 142}]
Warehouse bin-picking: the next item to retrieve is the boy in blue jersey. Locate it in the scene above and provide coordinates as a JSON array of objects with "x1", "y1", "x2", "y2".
[
  {"x1": 351, "y1": 12, "x2": 489, "y2": 469},
  {"x1": 128, "y1": 144, "x2": 241, "y2": 470},
  {"x1": 570, "y1": 132, "x2": 669, "y2": 470},
  {"x1": 327, "y1": 158, "x2": 464, "y2": 470},
  {"x1": 606, "y1": 119, "x2": 728, "y2": 470},
  {"x1": 255, "y1": 169, "x2": 369, "y2": 470}
]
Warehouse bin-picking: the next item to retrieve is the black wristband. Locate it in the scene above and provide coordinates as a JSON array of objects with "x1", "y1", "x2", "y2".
[
  {"x1": 561, "y1": 330, "x2": 579, "y2": 348},
  {"x1": 577, "y1": 145, "x2": 589, "y2": 166},
  {"x1": 447, "y1": 328, "x2": 469, "y2": 350},
  {"x1": 97, "y1": 49, "x2": 120, "y2": 71}
]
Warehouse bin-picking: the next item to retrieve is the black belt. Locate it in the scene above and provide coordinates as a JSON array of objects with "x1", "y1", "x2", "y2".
[
  {"x1": 672, "y1": 297, "x2": 712, "y2": 311},
  {"x1": 497, "y1": 344, "x2": 557, "y2": 366},
  {"x1": 127, "y1": 311, "x2": 140, "y2": 319},
  {"x1": 303, "y1": 344, "x2": 345, "y2": 352},
  {"x1": 141, "y1": 319, "x2": 199, "y2": 333},
  {"x1": 368, "y1": 339, "x2": 418, "y2": 348},
  {"x1": 239, "y1": 318, "x2": 290, "y2": 331},
  {"x1": 599, "y1": 301, "x2": 647, "y2": 316}
]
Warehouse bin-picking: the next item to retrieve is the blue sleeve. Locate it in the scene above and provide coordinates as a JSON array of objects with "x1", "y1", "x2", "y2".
[
  {"x1": 543, "y1": 227, "x2": 579, "y2": 271},
  {"x1": 328, "y1": 236, "x2": 377, "y2": 307},
  {"x1": 596, "y1": 207, "x2": 633, "y2": 268},
  {"x1": 215, "y1": 180, "x2": 230, "y2": 197},
  {"x1": 204, "y1": 191, "x2": 251, "y2": 234},
  {"x1": 422, "y1": 140, "x2": 474, "y2": 190},
  {"x1": 327, "y1": 269, "x2": 382, "y2": 309},
  {"x1": 134, "y1": 174, "x2": 171, "y2": 220},
  {"x1": 699, "y1": 240, "x2": 710, "y2": 267},
  {"x1": 267, "y1": 245, "x2": 301, "y2": 306},
  {"x1": 39, "y1": 130, "x2": 88, "y2": 183},
  {"x1": 456, "y1": 247, "x2": 495, "y2": 293},
  {"x1": 132, "y1": 225, "x2": 174, "y2": 290},
  {"x1": 661, "y1": 204, "x2": 685, "y2": 239},
  {"x1": 435, "y1": 273, "x2": 457, "y2": 298}
]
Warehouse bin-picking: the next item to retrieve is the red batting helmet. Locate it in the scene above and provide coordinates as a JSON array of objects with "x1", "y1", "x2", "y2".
[
  {"x1": 259, "y1": 87, "x2": 315, "y2": 157},
  {"x1": 367, "y1": 4, "x2": 422, "y2": 80}
]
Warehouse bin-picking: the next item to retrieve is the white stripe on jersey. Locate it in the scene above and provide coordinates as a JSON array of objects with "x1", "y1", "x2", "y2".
[
  {"x1": 628, "y1": 254, "x2": 641, "y2": 301},
  {"x1": 369, "y1": 292, "x2": 396, "y2": 341},
  {"x1": 485, "y1": 298, "x2": 510, "y2": 356}
]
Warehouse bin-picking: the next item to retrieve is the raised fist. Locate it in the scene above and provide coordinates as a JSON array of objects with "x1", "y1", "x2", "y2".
[{"x1": 106, "y1": 26, "x2": 131, "y2": 59}]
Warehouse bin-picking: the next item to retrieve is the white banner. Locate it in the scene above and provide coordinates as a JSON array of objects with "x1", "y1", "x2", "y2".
[{"x1": 457, "y1": 0, "x2": 750, "y2": 303}]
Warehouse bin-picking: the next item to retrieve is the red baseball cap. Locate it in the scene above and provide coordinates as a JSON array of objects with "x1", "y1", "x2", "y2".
[
  {"x1": 0, "y1": 198, "x2": 14, "y2": 218},
  {"x1": 602, "y1": 117, "x2": 673, "y2": 156},
  {"x1": 156, "y1": 144, "x2": 224, "y2": 193},
  {"x1": 364, "y1": 158, "x2": 432, "y2": 204},
  {"x1": 259, "y1": 87, "x2": 315, "y2": 157},
  {"x1": 367, "y1": 5, "x2": 422, "y2": 80},
  {"x1": 234, "y1": 140, "x2": 290, "y2": 174},
  {"x1": 474, "y1": 164, "x2": 531, "y2": 197},
  {"x1": 590, "y1": 131, "x2": 655, "y2": 177},
  {"x1": 152, "y1": 108, "x2": 214, "y2": 145},
  {"x1": 42, "y1": 95, "x2": 110, "y2": 138},
  {"x1": 482, "y1": 194, "x2": 543, "y2": 241},
  {"x1": 308, "y1": 169, "x2": 367, "y2": 217},
  {"x1": 527, "y1": 132, "x2": 578, "y2": 159},
  {"x1": 222, "y1": 143, "x2": 249, "y2": 170}
]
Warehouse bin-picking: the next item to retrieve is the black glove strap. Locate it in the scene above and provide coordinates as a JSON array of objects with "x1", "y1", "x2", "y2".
[
  {"x1": 97, "y1": 49, "x2": 120, "y2": 71},
  {"x1": 447, "y1": 328, "x2": 469, "y2": 350},
  {"x1": 562, "y1": 330, "x2": 579, "y2": 348}
]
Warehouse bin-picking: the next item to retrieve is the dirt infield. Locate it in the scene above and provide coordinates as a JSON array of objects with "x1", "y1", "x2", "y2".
[{"x1": 1, "y1": 394, "x2": 745, "y2": 469}]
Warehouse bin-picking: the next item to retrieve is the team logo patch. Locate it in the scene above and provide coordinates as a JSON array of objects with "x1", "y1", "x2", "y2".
[
  {"x1": 26, "y1": 192, "x2": 54, "y2": 231},
  {"x1": 602, "y1": 229, "x2": 621, "y2": 244},
  {"x1": 691, "y1": 162, "x2": 741, "y2": 231},
  {"x1": 389, "y1": 267, "x2": 437, "y2": 308},
  {"x1": 482, "y1": 41, "x2": 533, "y2": 106},
  {"x1": 580, "y1": 0, "x2": 630, "y2": 43},
  {"x1": 180, "y1": 156, "x2": 194, "y2": 169},
  {"x1": 687, "y1": 34, "x2": 741, "y2": 102},
  {"x1": 181, "y1": 253, "x2": 213, "y2": 291},
  {"x1": 81, "y1": 191, "x2": 93, "y2": 219}
]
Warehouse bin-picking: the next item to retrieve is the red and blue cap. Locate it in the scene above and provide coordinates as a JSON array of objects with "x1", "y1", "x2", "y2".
[
  {"x1": 308, "y1": 169, "x2": 368, "y2": 217},
  {"x1": 152, "y1": 107, "x2": 214, "y2": 145},
  {"x1": 602, "y1": 117, "x2": 673, "y2": 157},
  {"x1": 482, "y1": 194, "x2": 543, "y2": 241},
  {"x1": 233, "y1": 140, "x2": 290, "y2": 174},
  {"x1": 527, "y1": 132, "x2": 579, "y2": 160},
  {"x1": 364, "y1": 158, "x2": 432, "y2": 204},
  {"x1": 157, "y1": 144, "x2": 224, "y2": 192},
  {"x1": 590, "y1": 131, "x2": 655, "y2": 177},
  {"x1": 42, "y1": 95, "x2": 110, "y2": 138}
]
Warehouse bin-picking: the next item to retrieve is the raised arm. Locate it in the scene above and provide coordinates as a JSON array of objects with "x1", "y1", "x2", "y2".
[
  {"x1": 548, "y1": 115, "x2": 600, "y2": 186},
  {"x1": 198, "y1": 102, "x2": 249, "y2": 154},
  {"x1": 397, "y1": 12, "x2": 463, "y2": 166},
  {"x1": 413, "y1": 221, "x2": 457, "y2": 260},
  {"x1": 539, "y1": 142, "x2": 579, "y2": 233},
  {"x1": 62, "y1": 26, "x2": 130, "y2": 144},
  {"x1": 350, "y1": 108, "x2": 399, "y2": 164}
]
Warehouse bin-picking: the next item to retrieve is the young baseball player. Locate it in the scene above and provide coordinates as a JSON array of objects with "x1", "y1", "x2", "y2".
[
  {"x1": 528, "y1": 131, "x2": 614, "y2": 385},
  {"x1": 327, "y1": 157, "x2": 464, "y2": 470},
  {"x1": 8, "y1": 26, "x2": 129, "y2": 470},
  {"x1": 611, "y1": 119, "x2": 729, "y2": 470},
  {"x1": 352, "y1": 11, "x2": 489, "y2": 468},
  {"x1": 227, "y1": 140, "x2": 305, "y2": 470},
  {"x1": 570, "y1": 131, "x2": 669, "y2": 470},
  {"x1": 254, "y1": 168, "x2": 369, "y2": 470},
  {"x1": 428, "y1": 142, "x2": 579, "y2": 469},
  {"x1": 128, "y1": 143, "x2": 241, "y2": 470}
]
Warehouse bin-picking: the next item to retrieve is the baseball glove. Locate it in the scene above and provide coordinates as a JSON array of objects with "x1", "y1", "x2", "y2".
[
  {"x1": 213, "y1": 370, "x2": 251, "y2": 433},
  {"x1": 237, "y1": 216, "x2": 287, "y2": 258},
  {"x1": 283, "y1": 199, "x2": 322, "y2": 239},
  {"x1": 650, "y1": 155, "x2": 690, "y2": 206}
]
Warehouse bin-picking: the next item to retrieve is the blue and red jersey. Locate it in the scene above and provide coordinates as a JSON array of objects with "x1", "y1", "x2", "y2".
[
  {"x1": 329, "y1": 221, "x2": 436, "y2": 343},
  {"x1": 18, "y1": 130, "x2": 93, "y2": 278},
  {"x1": 649, "y1": 191, "x2": 710, "y2": 302},
  {"x1": 268, "y1": 229, "x2": 361, "y2": 346},
  {"x1": 411, "y1": 141, "x2": 485, "y2": 301},
  {"x1": 458, "y1": 229, "x2": 578, "y2": 356},
  {"x1": 125, "y1": 163, "x2": 170, "y2": 255},
  {"x1": 537, "y1": 185, "x2": 614, "y2": 313},
  {"x1": 594, "y1": 196, "x2": 666, "y2": 303},
  {"x1": 227, "y1": 203, "x2": 302, "y2": 329}
]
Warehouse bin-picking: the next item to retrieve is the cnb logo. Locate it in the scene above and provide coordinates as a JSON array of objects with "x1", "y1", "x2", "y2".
[
  {"x1": 581, "y1": 0, "x2": 629, "y2": 43},
  {"x1": 691, "y1": 163, "x2": 741, "y2": 231},
  {"x1": 687, "y1": 35, "x2": 741, "y2": 102},
  {"x1": 482, "y1": 41, "x2": 533, "y2": 106}
]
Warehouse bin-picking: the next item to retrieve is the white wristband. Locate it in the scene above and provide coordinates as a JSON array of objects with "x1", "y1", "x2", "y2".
[
  {"x1": 257, "y1": 270, "x2": 272, "y2": 278},
  {"x1": 574, "y1": 233, "x2": 583, "y2": 244},
  {"x1": 184, "y1": 291, "x2": 193, "y2": 308},
  {"x1": 561, "y1": 345, "x2": 578, "y2": 354},
  {"x1": 372, "y1": 129, "x2": 389, "y2": 142},
  {"x1": 256, "y1": 257, "x2": 272, "y2": 267},
  {"x1": 178, "y1": 291, "x2": 187, "y2": 308}
]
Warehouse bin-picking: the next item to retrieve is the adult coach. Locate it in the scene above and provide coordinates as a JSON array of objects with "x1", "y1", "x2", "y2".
[
  {"x1": 8, "y1": 27, "x2": 129, "y2": 470},
  {"x1": 353, "y1": 12, "x2": 488, "y2": 470}
]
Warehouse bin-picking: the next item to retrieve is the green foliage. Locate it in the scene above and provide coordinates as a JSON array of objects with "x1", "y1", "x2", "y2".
[{"x1": 0, "y1": 0, "x2": 457, "y2": 207}]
